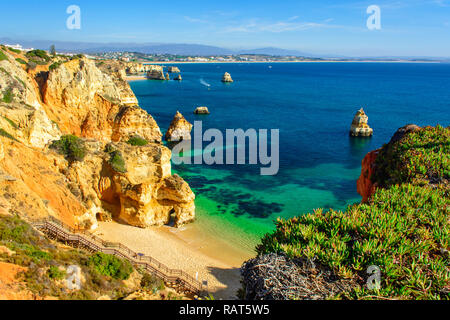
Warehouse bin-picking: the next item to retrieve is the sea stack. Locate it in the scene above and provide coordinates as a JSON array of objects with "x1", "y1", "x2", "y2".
[
  {"x1": 146, "y1": 65, "x2": 166, "y2": 80},
  {"x1": 165, "y1": 112, "x2": 193, "y2": 142},
  {"x1": 168, "y1": 66, "x2": 181, "y2": 73},
  {"x1": 222, "y1": 72, "x2": 233, "y2": 83},
  {"x1": 350, "y1": 108, "x2": 374, "y2": 137},
  {"x1": 165, "y1": 73, "x2": 170, "y2": 81},
  {"x1": 194, "y1": 107, "x2": 210, "y2": 115},
  {"x1": 174, "y1": 74, "x2": 182, "y2": 81}
]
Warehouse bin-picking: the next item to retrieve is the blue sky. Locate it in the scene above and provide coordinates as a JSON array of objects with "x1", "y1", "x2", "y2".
[{"x1": 1, "y1": 0, "x2": 449, "y2": 56}]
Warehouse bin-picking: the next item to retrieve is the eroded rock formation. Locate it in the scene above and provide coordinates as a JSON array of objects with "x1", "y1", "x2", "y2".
[
  {"x1": 168, "y1": 66, "x2": 181, "y2": 73},
  {"x1": 350, "y1": 108, "x2": 373, "y2": 137},
  {"x1": 222, "y1": 72, "x2": 233, "y2": 83},
  {"x1": 165, "y1": 112, "x2": 193, "y2": 142},
  {"x1": 194, "y1": 107, "x2": 210, "y2": 115},
  {"x1": 0, "y1": 47, "x2": 196, "y2": 230},
  {"x1": 146, "y1": 66, "x2": 166, "y2": 80}
]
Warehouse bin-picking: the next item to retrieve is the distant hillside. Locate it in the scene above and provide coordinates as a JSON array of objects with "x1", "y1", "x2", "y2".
[{"x1": 0, "y1": 37, "x2": 311, "y2": 57}]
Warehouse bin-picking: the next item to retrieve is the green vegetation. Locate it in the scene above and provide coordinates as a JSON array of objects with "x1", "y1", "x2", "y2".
[
  {"x1": 3, "y1": 116, "x2": 18, "y2": 129},
  {"x1": 50, "y1": 45, "x2": 56, "y2": 57},
  {"x1": 0, "y1": 128, "x2": 18, "y2": 141},
  {"x1": 257, "y1": 126, "x2": 450, "y2": 300},
  {"x1": 0, "y1": 50, "x2": 9, "y2": 61},
  {"x1": 26, "y1": 49, "x2": 50, "y2": 61},
  {"x1": 373, "y1": 125, "x2": 449, "y2": 187},
  {"x1": 105, "y1": 145, "x2": 127, "y2": 173},
  {"x1": 0, "y1": 67, "x2": 10, "y2": 76},
  {"x1": 47, "y1": 265, "x2": 66, "y2": 280},
  {"x1": 8, "y1": 47, "x2": 21, "y2": 54},
  {"x1": 50, "y1": 135, "x2": 87, "y2": 162},
  {"x1": 1, "y1": 89, "x2": 13, "y2": 103},
  {"x1": 140, "y1": 272, "x2": 165, "y2": 292},
  {"x1": 15, "y1": 58, "x2": 27, "y2": 65},
  {"x1": 127, "y1": 135, "x2": 149, "y2": 146},
  {"x1": 49, "y1": 61, "x2": 62, "y2": 71},
  {"x1": 88, "y1": 252, "x2": 133, "y2": 280}
]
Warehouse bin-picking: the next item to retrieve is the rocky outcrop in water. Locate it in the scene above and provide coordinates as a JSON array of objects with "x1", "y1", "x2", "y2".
[
  {"x1": 222, "y1": 72, "x2": 233, "y2": 83},
  {"x1": 350, "y1": 108, "x2": 373, "y2": 137},
  {"x1": 174, "y1": 75, "x2": 182, "y2": 81},
  {"x1": 165, "y1": 112, "x2": 193, "y2": 142},
  {"x1": 194, "y1": 107, "x2": 210, "y2": 115},
  {"x1": 146, "y1": 65, "x2": 166, "y2": 80},
  {"x1": 168, "y1": 66, "x2": 181, "y2": 73}
]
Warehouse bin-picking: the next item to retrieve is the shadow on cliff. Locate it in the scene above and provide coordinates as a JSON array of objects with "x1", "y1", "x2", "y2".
[{"x1": 204, "y1": 266, "x2": 243, "y2": 300}]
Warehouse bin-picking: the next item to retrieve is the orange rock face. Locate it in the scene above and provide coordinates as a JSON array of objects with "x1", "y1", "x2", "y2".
[
  {"x1": 357, "y1": 149, "x2": 379, "y2": 202},
  {"x1": 0, "y1": 137, "x2": 85, "y2": 227}
]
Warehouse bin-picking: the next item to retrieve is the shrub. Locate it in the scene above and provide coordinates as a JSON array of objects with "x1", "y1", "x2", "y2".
[
  {"x1": 8, "y1": 47, "x2": 21, "y2": 54},
  {"x1": 2, "y1": 88, "x2": 13, "y2": 103},
  {"x1": 2, "y1": 116, "x2": 18, "y2": 129},
  {"x1": 0, "y1": 128, "x2": 18, "y2": 141},
  {"x1": 2, "y1": 116, "x2": 16, "y2": 128},
  {"x1": 50, "y1": 135, "x2": 87, "y2": 162},
  {"x1": 26, "y1": 49, "x2": 50, "y2": 61},
  {"x1": 127, "y1": 135, "x2": 149, "y2": 146},
  {"x1": 373, "y1": 125, "x2": 449, "y2": 187},
  {"x1": 258, "y1": 184, "x2": 449, "y2": 300},
  {"x1": 16, "y1": 58, "x2": 27, "y2": 65},
  {"x1": 106, "y1": 148, "x2": 127, "y2": 173},
  {"x1": 49, "y1": 61, "x2": 62, "y2": 71},
  {"x1": 47, "y1": 266, "x2": 66, "y2": 280},
  {"x1": 88, "y1": 252, "x2": 133, "y2": 280},
  {"x1": 140, "y1": 273, "x2": 165, "y2": 291},
  {"x1": 0, "y1": 50, "x2": 8, "y2": 61}
]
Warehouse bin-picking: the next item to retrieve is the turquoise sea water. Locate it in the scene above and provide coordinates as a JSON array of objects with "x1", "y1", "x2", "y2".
[{"x1": 130, "y1": 62, "x2": 450, "y2": 252}]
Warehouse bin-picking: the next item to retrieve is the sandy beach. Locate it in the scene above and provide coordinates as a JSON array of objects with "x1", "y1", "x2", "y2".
[{"x1": 95, "y1": 220, "x2": 254, "y2": 300}]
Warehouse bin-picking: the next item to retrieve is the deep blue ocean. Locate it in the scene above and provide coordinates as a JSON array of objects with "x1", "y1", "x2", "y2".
[{"x1": 130, "y1": 62, "x2": 450, "y2": 250}]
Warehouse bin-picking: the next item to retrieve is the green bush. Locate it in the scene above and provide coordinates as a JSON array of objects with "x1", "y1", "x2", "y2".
[
  {"x1": 50, "y1": 135, "x2": 87, "y2": 162},
  {"x1": 26, "y1": 49, "x2": 50, "y2": 61},
  {"x1": 0, "y1": 50, "x2": 8, "y2": 61},
  {"x1": 373, "y1": 125, "x2": 449, "y2": 187},
  {"x1": 140, "y1": 273, "x2": 165, "y2": 291},
  {"x1": 127, "y1": 135, "x2": 149, "y2": 146},
  {"x1": 8, "y1": 47, "x2": 21, "y2": 54},
  {"x1": 0, "y1": 128, "x2": 18, "y2": 141},
  {"x1": 258, "y1": 184, "x2": 449, "y2": 300},
  {"x1": 107, "y1": 149, "x2": 127, "y2": 173},
  {"x1": 49, "y1": 61, "x2": 62, "y2": 71},
  {"x1": 2, "y1": 88, "x2": 14, "y2": 103},
  {"x1": 16, "y1": 58, "x2": 27, "y2": 65},
  {"x1": 47, "y1": 266, "x2": 66, "y2": 280},
  {"x1": 3, "y1": 116, "x2": 18, "y2": 129},
  {"x1": 88, "y1": 252, "x2": 133, "y2": 280}
]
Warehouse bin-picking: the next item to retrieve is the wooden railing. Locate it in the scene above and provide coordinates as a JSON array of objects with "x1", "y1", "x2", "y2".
[{"x1": 34, "y1": 217, "x2": 205, "y2": 295}]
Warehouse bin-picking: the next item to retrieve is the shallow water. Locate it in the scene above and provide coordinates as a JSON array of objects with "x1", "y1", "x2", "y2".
[{"x1": 130, "y1": 62, "x2": 450, "y2": 252}]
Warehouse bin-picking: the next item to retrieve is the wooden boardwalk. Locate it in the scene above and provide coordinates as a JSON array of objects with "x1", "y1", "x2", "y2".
[{"x1": 34, "y1": 217, "x2": 205, "y2": 295}]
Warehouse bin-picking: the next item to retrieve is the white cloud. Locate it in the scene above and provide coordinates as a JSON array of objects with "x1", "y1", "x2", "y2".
[
  {"x1": 222, "y1": 17, "x2": 341, "y2": 33},
  {"x1": 184, "y1": 16, "x2": 209, "y2": 24}
]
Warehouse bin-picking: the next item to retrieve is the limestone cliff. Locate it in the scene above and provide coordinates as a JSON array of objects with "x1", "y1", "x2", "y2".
[
  {"x1": 357, "y1": 124, "x2": 423, "y2": 202},
  {"x1": 0, "y1": 46, "x2": 196, "y2": 230},
  {"x1": 165, "y1": 112, "x2": 193, "y2": 142}
]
